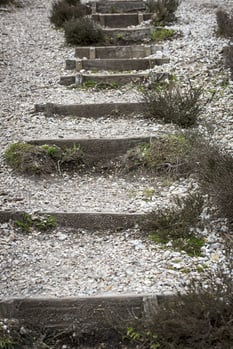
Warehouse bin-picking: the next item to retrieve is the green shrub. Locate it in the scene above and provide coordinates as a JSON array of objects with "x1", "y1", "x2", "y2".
[
  {"x1": 15, "y1": 213, "x2": 56, "y2": 233},
  {"x1": 64, "y1": 17, "x2": 105, "y2": 46},
  {"x1": 152, "y1": 27, "x2": 176, "y2": 40},
  {"x1": 143, "y1": 83, "x2": 203, "y2": 127},
  {"x1": 216, "y1": 9, "x2": 233, "y2": 38},
  {"x1": 145, "y1": 193, "x2": 205, "y2": 256},
  {"x1": 50, "y1": 0, "x2": 91, "y2": 28},
  {"x1": 146, "y1": 0, "x2": 180, "y2": 25}
]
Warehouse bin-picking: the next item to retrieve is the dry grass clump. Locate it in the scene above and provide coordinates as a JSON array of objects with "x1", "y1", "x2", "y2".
[
  {"x1": 145, "y1": 192, "x2": 205, "y2": 256},
  {"x1": 64, "y1": 17, "x2": 105, "y2": 46},
  {"x1": 143, "y1": 83, "x2": 203, "y2": 128},
  {"x1": 216, "y1": 8, "x2": 233, "y2": 39},
  {"x1": 123, "y1": 133, "x2": 194, "y2": 178},
  {"x1": 146, "y1": 0, "x2": 180, "y2": 25},
  {"x1": 50, "y1": 0, "x2": 91, "y2": 28}
]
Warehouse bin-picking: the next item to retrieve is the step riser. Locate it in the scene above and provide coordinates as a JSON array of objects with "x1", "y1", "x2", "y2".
[
  {"x1": 92, "y1": 1, "x2": 146, "y2": 14},
  {"x1": 34, "y1": 102, "x2": 146, "y2": 118},
  {"x1": 0, "y1": 295, "x2": 174, "y2": 331},
  {"x1": 28, "y1": 137, "x2": 153, "y2": 162},
  {"x1": 60, "y1": 72, "x2": 169, "y2": 86},
  {"x1": 103, "y1": 27, "x2": 152, "y2": 44},
  {"x1": 0, "y1": 211, "x2": 145, "y2": 230},
  {"x1": 75, "y1": 45, "x2": 162, "y2": 59},
  {"x1": 65, "y1": 58, "x2": 169, "y2": 71},
  {"x1": 92, "y1": 13, "x2": 152, "y2": 27}
]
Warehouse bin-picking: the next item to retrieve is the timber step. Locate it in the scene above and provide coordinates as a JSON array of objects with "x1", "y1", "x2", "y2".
[
  {"x1": 60, "y1": 71, "x2": 168, "y2": 86},
  {"x1": 27, "y1": 136, "x2": 154, "y2": 163},
  {"x1": 102, "y1": 27, "x2": 152, "y2": 44},
  {"x1": 34, "y1": 102, "x2": 146, "y2": 118},
  {"x1": 75, "y1": 45, "x2": 162, "y2": 59},
  {"x1": 65, "y1": 57, "x2": 170, "y2": 71},
  {"x1": 0, "y1": 210, "x2": 145, "y2": 230},
  {"x1": 92, "y1": 12, "x2": 152, "y2": 28},
  {"x1": 91, "y1": 0, "x2": 146, "y2": 14}
]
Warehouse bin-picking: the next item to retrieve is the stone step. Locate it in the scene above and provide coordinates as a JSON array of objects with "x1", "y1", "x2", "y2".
[
  {"x1": 0, "y1": 294, "x2": 172, "y2": 332},
  {"x1": 34, "y1": 102, "x2": 146, "y2": 117},
  {"x1": 75, "y1": 44, "x2": 162, "y2": 59},
  {"x1": 27, "y1": 136, "x2": 154, "y2": 163},
  {"x1": 91, "y1": 0, "x2": 146, "y2": 14},
  {"x1": 92, "y1": 12, "x2": 152, "y2": 28},
  {"x1": 60, "y1": 71, "x2": 168, "y2": 86},
  {"x1": 65, "y1": 57, "x2": 170, "y2": 71}
]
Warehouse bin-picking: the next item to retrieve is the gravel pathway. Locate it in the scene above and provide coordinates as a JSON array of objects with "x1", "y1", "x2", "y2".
[{"x1": 0, "y1": 0, "x2": 232, "y2": 298}]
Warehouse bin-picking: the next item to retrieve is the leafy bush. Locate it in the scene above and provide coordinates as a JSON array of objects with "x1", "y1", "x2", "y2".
[
  {"x1": 4, "y1": 142, "x2": 84, "y2": 175},
  {"x1": 145, "y1": 193, "x2": 205, "y2": 256},
  {"x1": 143, "y1": 83, "x2": 203, "y2": 127},
  {"x1": 146, "y1": 0, "x2": 180, "y2": 25},
  {"x1": 50, "y1": 0, "x2": 91, "y2": 28},
  {"x1": 223, "y1": 44, "x2": 233, "y2": 79},
  {"x1": 64, "y1": 17, "x2": 105, "y2": 46},
  {"x1": 216, "y1": 8, "x2": 233, "y2": 39}
]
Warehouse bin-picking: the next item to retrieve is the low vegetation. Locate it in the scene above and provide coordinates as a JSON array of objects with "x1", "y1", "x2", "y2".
[
  {"x1": 123, "y1": 133, "x2": 194, "y2": 178},
  {"x1": 4, "y1": 142, "x2": 84, "y2": 175},
  {"x1": 216, "y1": 8, "x2": 233, "y2": 39},
  {"x1": 15, "y1": 213, "x2": 56, "y2": 233},
  {"x1": 49, "y1": 0, "x2": 91, "y2": 28},
  {"x1": 146, "y1": 0, "x2": 180, "y2": 25},
  {"x1": 152, "y1": 27, "x2": 177, "y2": 41},
  {"x1": 143, "y1": 83, "x2": 203, "y2": 127},
  {"x1": 64, "y1": 17, "x2": 105, "y2": 45},
  {"x1": 145, "y1": 193, "x2": 205, "y2": 256}
]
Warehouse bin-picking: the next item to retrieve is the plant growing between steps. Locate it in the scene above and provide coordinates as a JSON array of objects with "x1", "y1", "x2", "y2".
[
  {"x1": 123, "y1": 132, "x2": 194, "y2": 178},
  {"x1": 145, "y1": 192, "x2": 205, "y2": 256},
  {"x1": 146, "y1": 0, "x2": 180, "y2": 25},
  {"x1": 15, "y1": 213, "x2": 56, "y2": 233},
  {"x1": 49, "y1": 0, "x2": 91, "y2": 28},
  {"x1": 64, "y1": 17, "x2": 105, "y2": 46},
  {"x1": 4, "y1": 142, "x2": 84, "y2": 175},
  {"x1": 143, "y1": 82, "x2": 204, "y2": 127},
  {"x1": 123, "y1": 238, "x2": 233, "y2": 348},
  {"x1": 152, "y1": 27, "x2": 177, "y2": 41}
]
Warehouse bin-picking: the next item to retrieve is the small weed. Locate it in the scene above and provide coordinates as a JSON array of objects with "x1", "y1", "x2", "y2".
[
  {"x1": 145, "y1": 192, "x2": 205, "y2": 256},
  {"x1": 142, "y1": 188, "x2": 155, "y2": 201},
  {"x1": 152, "y1": 28, "x2": 176, "y2": 41},
  {"x1": 124, "y1": 327, "x2": 160, "y2": 349},
  {"x1": 216, "y1": 9, "x2": 233, "y2": 39},
  {"x1": 15, "y1": 213, "x2": 57, "y2": 233},
  {"x1": 81, "y1": 81, "x2": 119, "y2": 90},
  {"x1": 64, "y1": 17, "x2": 105, "y2": 46},
  {"x1": 49, "y1": 0, "x2": 91, "y2": 28},
  {"x1": 146, "y1": 0, "x2": 180, "y2": 25},
  {"x1": 143, "y1": 82, "x2": 204, "y2": 127}
]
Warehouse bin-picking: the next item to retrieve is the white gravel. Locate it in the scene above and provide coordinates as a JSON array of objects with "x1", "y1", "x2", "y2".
[{"x1": 0, "y1": 0, "x2": 232, "y2": 298}]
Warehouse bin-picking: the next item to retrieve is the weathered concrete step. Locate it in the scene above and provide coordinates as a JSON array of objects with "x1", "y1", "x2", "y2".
[
  {"x1": 65, "y1": 57, "x2": 170, "y2": 71},
  {"x1": 0, "y1": 294, "x2": 172, "y2": 331},
  {"x1": 75, "y1": 44, "x2": 162, "y2": 59},
  {"x1": 103, "y1": 27, "x2": 152, "y2": 44},
  {"x1": 0, "y1": 211, "x2": 145, "y2": 230},
  {"x1": 34, "y1": 102, "x2": 146, "y2": 117},
  {"x1": 27, "y1": 136, "x2": 154, "y2": 162},
  {"x1": 60, "y1": 71, "x2": 168, "y2": 86},
  {"x1": 92, "y1": 12, "x2": 152, "y2": 27},
  {"x1": 91, "y1": 0, "x2": 146, "y2": 14}
]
